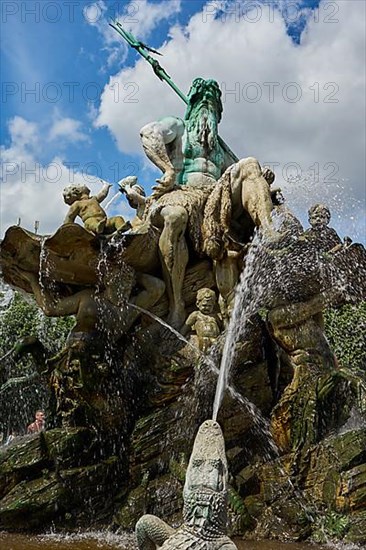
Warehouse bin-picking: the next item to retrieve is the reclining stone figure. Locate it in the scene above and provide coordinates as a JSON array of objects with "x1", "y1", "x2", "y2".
[
  {"x1": 15, "y1": 266, "x2": 165, "y2": 349},
  {"x1": 135, "y1": 420, "x2": 238, "y2": 549}
]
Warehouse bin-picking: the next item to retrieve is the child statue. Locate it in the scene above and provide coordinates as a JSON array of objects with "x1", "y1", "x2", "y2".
[
  {"x1": 181, "y1": 288, "x2": 221, "y2": 353},
  {"x1": 305, "y1": 203, "x2": 342, "y2": 252},
  {"x1": 118, "y1": 176, "x2": 147, "y2": 228},
  {"x1": 63, "y1": 182, "x2": 129, "y2": 235}
]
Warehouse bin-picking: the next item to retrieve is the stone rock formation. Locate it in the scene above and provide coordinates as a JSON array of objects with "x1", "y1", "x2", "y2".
[{"x1": 0, "y1": 76, "x2": 365, "y2": 547}]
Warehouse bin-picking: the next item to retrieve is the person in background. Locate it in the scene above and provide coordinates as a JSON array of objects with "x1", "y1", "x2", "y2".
[{"x1": 27, "y1": 410, "x2": 45, "y2": 434}]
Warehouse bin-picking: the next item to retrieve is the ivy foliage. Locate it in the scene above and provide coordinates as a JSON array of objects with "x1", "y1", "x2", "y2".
[
  {"x1": 324, "y1": 302, "x2": 366, "y2": 370},
  {"x1": 0, "y1": 290, "x2": 74, "y2": 435},
  {"x1": 0, "y1": 291, "x2": 74, "y2": 358}
]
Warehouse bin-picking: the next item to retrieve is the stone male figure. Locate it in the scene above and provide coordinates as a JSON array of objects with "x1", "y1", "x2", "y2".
[
  {"x1": 268, "y1": 286, "x2": 343, "y2": 452},
  {"x1": 17, "y1": 266, "x2": 165, "y2": 349},
  {"x1": 63, "y1": 182, "x2": 128, "y2": 235},
  {"x1": 140, "y1": 78, "x2": 274, "y2": 327}
]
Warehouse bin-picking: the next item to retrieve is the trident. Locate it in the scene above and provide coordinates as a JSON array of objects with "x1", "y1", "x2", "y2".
[{"x1": 109, "y1": 21, "x2": 239, "y2": 163}]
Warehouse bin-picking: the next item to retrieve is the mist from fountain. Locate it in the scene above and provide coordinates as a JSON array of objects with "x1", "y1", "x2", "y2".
[
  {"x1": 128, "y1": 301, "x2": 280, "y2": 461},
  {"x1": 104, "y1": 190, "x2": 122, "y2": 211},
  {"x1": 1, "y1": 198, "x2": 364, "y2": 542}
]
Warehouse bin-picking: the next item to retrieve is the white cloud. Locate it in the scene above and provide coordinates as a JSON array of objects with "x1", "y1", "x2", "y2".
[
  {"x1": 85, "y1": 0, "x2": 182, "y2": 69},
  {"x1": 121, "y1": 0, "x2": 182, "y2": 38},
  {"x1": 7, "y1": 117, "x2": 39, "y2": 152},
  {"x1": 95, "y1": 0, "x2": 366, "y2": 242},
  {"x1": 49, "y1": 117, "x2": 89, "y2": 144},
  {"x1": 84, "y1": 1, "x2": 128, "y2": 68},
  {"x1": 0, "y1": 117, "x2": 130, "y2": 237}
]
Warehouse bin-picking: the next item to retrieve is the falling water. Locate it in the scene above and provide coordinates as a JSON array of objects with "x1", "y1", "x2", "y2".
[
  {"x1": 0, "y1": 348, "x2": 14, "y2": 364},
  {"x1": 38, "y1": 234, "x2": 61, "y2": 303},
  {"x1": 105, "y1": 191, "x2": 121, "y2": 211},
  {"x1": 212, "y1": 230, "x2": 266, "y2": 421},
  {"x1": 38, "y1": 236, "x2": 49, "y2": 298},
  {"x1": 129, "y1": 301, "x2": 277, "y2": 460}
]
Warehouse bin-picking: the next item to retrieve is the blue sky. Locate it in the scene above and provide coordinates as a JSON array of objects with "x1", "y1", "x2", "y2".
[
  {"x1": 1, "y1": 0, "x2": 365, "y2": 241},
  {"x1": 1, "y1": 1, "x2": 319, "y2": 172},
  {"x1": 1, "y1": 0, "x2": 207, "y2": 174}
]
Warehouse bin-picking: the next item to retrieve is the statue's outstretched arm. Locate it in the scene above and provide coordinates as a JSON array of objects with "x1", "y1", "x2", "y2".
[
  {"x1": 268, "y1": 285, "x2": 348, "y2": 330},
  {"x1": 125, "y1": 185, "x2": 146, "y2": 207},
  {"x1": 140, "y1": 116, "x2": 184, "y2": 193},
  {"x1": 95, "y1": 182, "x2": 112, "y2": 203}
]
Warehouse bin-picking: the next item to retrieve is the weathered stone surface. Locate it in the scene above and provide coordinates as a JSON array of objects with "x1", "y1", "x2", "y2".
[
  {"x1": 43, "y1": 427, "x2": 97, "y2": 468},
  {"x1": 0, "y1": 225, "x2": 99, "y2": 292},
  {"x1": 0, "y1": 474, "x2": 68, "y2": 530},
  {"x1": 130, "y1": 404, "x2": 188, "y2": 482},
  {"x1": 219, "y1": 362, "x2": 272, "y2": 442},
  {"x1": 232, "y1": 427, "x2": 366, "y2": 543},
  {"x1": 344, "y1": 510, "x2": 366, "y2": 544},
  {"x1": 0, "y1": 223, "x2": 162, "y2": 293},
  {"x1": 115, "y1": 474, "x2": 183, "y2": 530},
  {"x1": 0, "y1": 435, "x2": 50, "y2": 499},
  {"x1": 0, "y1": 458, "x2": 119, "y2": 531},
  {"x1": 248, "y1": 497, "x2": 312, "y2": 541},
  {"x1": 339, "y1": 463, "x2": 366, "y2": 512},
  {"x1": 302, "y1": 428, "x2": 366, "y2": 507}
]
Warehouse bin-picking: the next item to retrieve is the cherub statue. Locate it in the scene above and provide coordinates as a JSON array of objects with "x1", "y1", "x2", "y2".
[
  {"x1": 63, "y1": 182, "x2": 129, "y2": 235},
  {"x1": 305, "y1": 203, "x2": 342, "y2": 252},
  {"x1": 118, "y1": 176, "x2": 147, "y2": 228},
  {"x1": 181, "y1": 288, "x2": 221, "y2": 353}
]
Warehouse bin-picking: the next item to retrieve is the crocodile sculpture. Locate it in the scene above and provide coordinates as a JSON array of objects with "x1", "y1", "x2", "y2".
[{"x1": 135, "y1": 420, "x2": 238, "y2": 549}]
